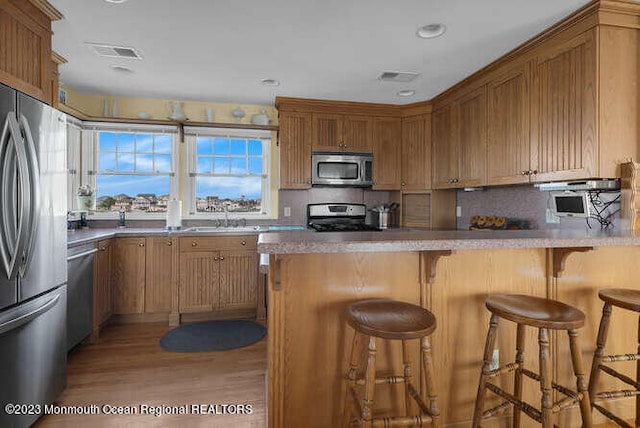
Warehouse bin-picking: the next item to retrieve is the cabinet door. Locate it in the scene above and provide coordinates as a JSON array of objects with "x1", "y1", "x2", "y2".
[
  {"x1": 487, "y1": 61, "x2": 532, "y2": 185},
  {"x1": 279, "y1": 111, "x2": 312, "y2": 189},
  {"x1": 93, "y1": 239, "x2": 112, "y2": 332},
  {"x1": 457, "y1": 86, "x2": 487, "y2": 187},
  {"x1": 312, "y1": 113, "x2": 343, "y2": 151},
  {"x1": 531, "y1": 30, "x2": 597, "y2": 182},
  {"x1": 219, "y1": 250, "x2": 258, "y2": 311},
  {"x1": 178, "y1": 251, "x2": 219, "y2": 313},
  {"x1": 401, "y1": 114, "x2": 432, "y2": 191},
  {"x1": 372, "y1": 117, "x2": 401, "y2": 190},
  {"x1": 112, "y1": 238, "x2": 146, "y2": 314},
  {"x1": 145, "y1": 237, "x2": 176, "y2": 313},
  {"x1": 431, "y1": 106, "x2": 456, "y2": 189},
  {"x1": 342, "y1": 115, "x2": 372, "y2": 152}
]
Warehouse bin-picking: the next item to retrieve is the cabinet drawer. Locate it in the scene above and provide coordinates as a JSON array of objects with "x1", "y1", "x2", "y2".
[{"x1": 179, "y1": 236, "x2": 257, "y2": 251}]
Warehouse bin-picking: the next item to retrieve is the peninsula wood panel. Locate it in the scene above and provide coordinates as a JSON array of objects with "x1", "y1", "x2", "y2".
[
  {"x1": 278, "y1": 111, "x2": 312, "y2": 189},
  {"x1": 178, "y1": 251, "x2": 219, "y2": 313},
  {"x1": 144, "y1": 237, "x2": 176, "y2": 313},
  {"x1": 269, "y1": 252, "x2": 421, "y2": 428},
  {"x1": 111, "y1": 238, "x2": 146, "y2": 314},
  {"x1": 531, "y1": 30, "x2": 597, "y2": 182},
  {"x1": 372, "y1": 116, "x2": 401, "y2": 190},
  {"x1": 431, "y1": 106, "x2": 456, "y2": 189},
  {"x1": 219, "y1": 250, "x2": 258, "y2": 311},
  {"x1": 553, "y1": 247, "x2": 640, "y2": 426},
  {"x1": 401, "y1": 114, "x2": 431, "y2": 191},
  {"x1": 457, "y1": 86, "x2": 487, "y2": 187},
  {"x1": 342, "y1": 115, "x2": 372, "y2": 152},
  {"x1": 93, "y1": 239, "x2": 112, "y2": 336},
  {"x1": 487, "y1": 60, "x2": 532, "y2": 185},
  {"x1": 312, "y1": 113, "x2": 343, "y2": 151}
]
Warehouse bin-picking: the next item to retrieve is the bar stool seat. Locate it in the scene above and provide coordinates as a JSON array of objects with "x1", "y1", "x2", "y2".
[
  {"x1": 473, "y1": 294, "x2": 592, "y2": 428},
  {"x1": 598, "y1": 288, "x2": 640, "y2": 312},
  {"x1": 343, "y1": 298, "x2": 441, "y2": 428}
]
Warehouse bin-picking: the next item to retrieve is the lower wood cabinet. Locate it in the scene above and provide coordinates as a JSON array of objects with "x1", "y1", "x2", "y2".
[
  {"x1": 112, "y1": 238, "x2": 146, "y2": 314},
  {"x1": 144, "y1": 237, "x2": 177, "y2": 313},
  {"x1": 92, "y1": 239, "x2": 112, "y2": 336}
]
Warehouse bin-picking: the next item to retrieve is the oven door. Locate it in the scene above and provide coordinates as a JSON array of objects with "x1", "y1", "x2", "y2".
[{"x1": 311, "y1": 153, "x2": 371, "y2": 186}]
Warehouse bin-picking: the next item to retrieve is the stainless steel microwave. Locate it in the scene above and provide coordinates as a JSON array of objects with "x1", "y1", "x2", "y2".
[{"x1": 311, "y1": 152, "x2": 373, "y2": 187}]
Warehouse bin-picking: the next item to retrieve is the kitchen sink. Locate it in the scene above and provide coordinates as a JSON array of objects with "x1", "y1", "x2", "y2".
[{"x1": 182, "y1": 225, "x2": 263, "y2": 233}]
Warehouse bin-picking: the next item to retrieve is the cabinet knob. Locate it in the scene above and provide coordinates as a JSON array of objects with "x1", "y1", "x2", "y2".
[
  {"x1": 139, "y1": 242, "x2": 145, "y2": 247},
  {"x1": 191, "y1": 241, "x2": 198, "y2": 247},
  {"x1": 214, "y1": 256, "x2": 219, "y2": 261},
  {"x1": 401, "y1": 181, "x2": 406, "y2": 187},
  {"x1": 241, "y1": 240, "x2": 246, "y2": 246},
  {"x1": 220, "y1": 256, "x2": 225, "y2": 261},
  {"x1": 99, "y1": 247, "x2": 106, "y2": 251},
  {"x1": 306, "y1": 179, "x2": 312, "y2": 184},
  {"x1": 454, "y1": 178, "x2": 459, "y2": 183},
  {"x1": 532, "y1": 169, "x2": 538, "y2": 175},
  {"x1": 521, "y1": 170, "x2": 528, "y2": 175},
  {"x1": 167, "y1": 241, "x2": 173, "y2": 246}
]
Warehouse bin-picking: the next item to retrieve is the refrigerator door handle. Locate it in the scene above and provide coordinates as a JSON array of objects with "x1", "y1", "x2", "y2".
[
  {"x1": 18, "y1": 114, "x2": 40, "y2": 277},
  {"x1": 0, "y1": 292, "x2": 60, "y2": 336},
  {"x1": 0, "y1": 113, "x2": 30, "y2": 280}
]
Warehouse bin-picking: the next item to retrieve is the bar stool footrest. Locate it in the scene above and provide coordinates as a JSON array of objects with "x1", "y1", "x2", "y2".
[
  {"x1": 521, "y1": 368, "x2": 581, "y2": 400},
  {"x1": 599, "y1": 364, "x2": 640, "y2": 389},
  {"x1": 370, "y1": 414, "x2": 433, "y2": 427},
  {"x1": 602, "y1": 353, "x2": 640, "y2": 363},
  {"x1": 483, "y1": 362, "x2": 519, "y2": 378},
  {"x1": 483, "y1": 400, "x2": 513, "y2": 418},
  {"x1": 592, "y1": 402, "x2": 634, "y2": 428},
  {"x1": 593, "y1": 389, "x2": 640, "y2": 400},
  {"x1": 355, "y1": 375, "x2": 407, "y2": 386},
  {"x1": 485, "y1": 383, "x2": 542, "y2": 423}
]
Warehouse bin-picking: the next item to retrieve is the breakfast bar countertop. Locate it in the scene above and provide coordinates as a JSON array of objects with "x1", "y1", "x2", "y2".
[{"x1": 257, "y1": 228, "x2": 640, "y2": 254}]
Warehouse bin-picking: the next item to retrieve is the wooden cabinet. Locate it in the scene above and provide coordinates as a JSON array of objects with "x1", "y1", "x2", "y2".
[
  {"x1": 312, "y1": 113, "x2": 372, "y2": 152},
  {"x1": 372, "y1": 116, "x2": 401, "y2": 190},
  {"x1": 112, "y1": 238, "x2": 146, "y2": 314},
  {"x1": 432, "y1": 87, "x2": 487, "y2": 189},
  {"x1": 0, "y1": 1, "x2": 61, "y2": 104},
  {"x1": 486, "y1": 60, "x2": 532, "y2": 185},
  {"x1": 279, "y1": 111, "x2": 312, "y2": 189},
  {"x1": 92, "y1": 239, "x2": 112, "y2": 336},
  {"x1": 144, "y1": 237, "x2": 177, "y2": 313},
  {"x1": 401, "y1": 114, "x2": 431, "y2": 191},
  {"x1": 178, "y1": 236, "x2": 258, "y2": 314}
]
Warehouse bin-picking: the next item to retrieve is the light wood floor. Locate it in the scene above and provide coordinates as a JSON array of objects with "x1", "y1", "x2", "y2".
[{"x1": 36, "y1": 322, "x2": 267, "y2": 428}]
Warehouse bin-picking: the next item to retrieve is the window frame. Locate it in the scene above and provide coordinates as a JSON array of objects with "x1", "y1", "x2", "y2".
[
  {"x1": 184, "y1": 126, "x2": 272, "y2": 219},
  {"x1": 81, "y1": 122, "x2": 180, "y2": 219}
]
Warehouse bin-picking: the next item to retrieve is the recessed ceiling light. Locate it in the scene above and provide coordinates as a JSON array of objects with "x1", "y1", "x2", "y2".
[
  {"x1": 105, "y1": 0, "x2": 128, "y2": 3},
  {"x1": 416, "y1": 23, "x2": 446, "y2": 39},
  {"x1": 261, "y1": 78, "x2": 280, "y2": 87},
  {"x1": 111, "y1": 65, "x2": 133, "y2": 73},
  {"x1": 397, "y1": 89, "x2": 415, "y2": 97}
]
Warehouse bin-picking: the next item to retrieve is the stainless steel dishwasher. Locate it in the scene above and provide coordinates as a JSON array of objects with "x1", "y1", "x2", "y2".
[{"x1": 66, "y1": 242, "x2": 97, "y2": 351}]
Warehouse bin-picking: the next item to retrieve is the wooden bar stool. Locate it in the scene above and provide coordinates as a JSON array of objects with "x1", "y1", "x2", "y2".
[
  {"x1": 588, "y1": 289, "x2": 640, "y2": 427},
  {"x1": 342, "y1": 298, "x2": 441, "y2": 428},
  {"x1": 472, "y1": 294, "x2": 592, "y2": 428}
]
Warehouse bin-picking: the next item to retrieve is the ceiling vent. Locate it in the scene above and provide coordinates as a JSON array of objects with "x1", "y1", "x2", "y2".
[
  {"x1": 86, "y1": 43, "x2": 143, "y2": 59},
  {"x1": 377, "y1": 71, "x2": 419, "y2": 82}
]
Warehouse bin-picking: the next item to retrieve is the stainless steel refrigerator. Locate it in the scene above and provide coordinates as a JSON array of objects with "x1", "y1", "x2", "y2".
[{"x1": 0, "y1": 82, "x2": 68, "y2": 428}]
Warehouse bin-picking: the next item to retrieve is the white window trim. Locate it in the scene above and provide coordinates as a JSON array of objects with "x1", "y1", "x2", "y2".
[
  {"x1": 184, "y1": 126, "x2": 272, "y2": 219},
  {"x1": 81, "y1": 122, "x2": 180, "y2": 220},
  {"x1": 66, "y1": 118, "x2": 82, "y2": 212}
]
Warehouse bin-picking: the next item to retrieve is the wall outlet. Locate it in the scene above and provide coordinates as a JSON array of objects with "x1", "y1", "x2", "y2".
[
  {"x1": 545, "y1": 208, "x2": 560, "y2": 224},
  {"x1": 490, "y1": 349, "x2": 499, "y2": 371},
  {"x1": 283, "y1": 207, "x2": 291, "y2": 217},
  {"x1": 456, "y1": 206, "x2": 462, "y2": 218}
]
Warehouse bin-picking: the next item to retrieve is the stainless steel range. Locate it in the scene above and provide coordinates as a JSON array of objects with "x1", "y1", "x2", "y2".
[{"x1": 307, "y1": 203, "x2": 380, "y2": 232}]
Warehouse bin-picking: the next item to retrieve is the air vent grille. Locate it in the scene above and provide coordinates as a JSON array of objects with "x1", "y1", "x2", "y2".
[
  {"x1": 87, "y1": 43, "x2": 143, "y2": 59},
  {"x1": 378, "y1": 71, "x2": 419, "y2": 82}
]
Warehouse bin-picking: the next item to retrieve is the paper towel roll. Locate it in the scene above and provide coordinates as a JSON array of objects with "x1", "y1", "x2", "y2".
[{"x1": 166, "y1": 199, "x2": 182, "y2": 228}]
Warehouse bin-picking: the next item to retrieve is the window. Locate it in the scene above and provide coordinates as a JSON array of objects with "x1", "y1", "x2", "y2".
[
  {"x1": 82, "y1": 123, "x2": 179, "y2": 216},
  {"x1": 185, "y1": 127, "x2": 271, "y2": 217}
]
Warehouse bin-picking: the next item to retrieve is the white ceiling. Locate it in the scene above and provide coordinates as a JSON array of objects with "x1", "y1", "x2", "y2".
[{"x1": 50, "y1": 0, "x2": 590, "y2": 106}]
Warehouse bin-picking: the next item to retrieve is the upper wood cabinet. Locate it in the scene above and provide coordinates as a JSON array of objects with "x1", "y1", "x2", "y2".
[
  {"x1": 486, "y1": 60, "x2": 532, "y2": 185},
  {"x1": 312, "y1": 113, "x2": 372, "y2": 152},
  {"x1": 112, "y1": 238, "x2": 146, "y2": 314},
  {"x1": 401, "y1": 114, "x2": 431, "y2": 191},
  {"x1": 431, "y1": 106, "x2": 455, "y2": 189},
  {"x1": 0, "y1": 1, "x2": 61, "y2": 105},
  {"x1": 372, "y1": 116, "x2": 402, "y2": 190},
  {"x1": 278, "y1": 111, "x2": 312, "y2": 189}
]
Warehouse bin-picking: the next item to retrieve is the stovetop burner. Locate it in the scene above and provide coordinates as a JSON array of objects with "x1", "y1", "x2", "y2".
[{"x1": 307, "y1": 203, "x2": 380, "y2": 232}]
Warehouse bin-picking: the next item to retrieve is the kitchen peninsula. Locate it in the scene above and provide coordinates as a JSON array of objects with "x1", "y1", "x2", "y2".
[{"x1": 259, "y1": 229, "x2": 640, "y2": 427}]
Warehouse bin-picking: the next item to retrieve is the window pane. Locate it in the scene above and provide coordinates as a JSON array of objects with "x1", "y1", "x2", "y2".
[
  {"x1": 197, "y1": 156, "x2": 212, "y2": 174},
  {"x1": 248, "y1": 140, "x2": 262, "y2": 155},
  {"x1": 117, "y1": 154, "x2": 135, "y2": 172},
  {"x1": 99, "y1": 153, "x2": 116, "y2": 172},
  {"x1": 95, "y1": 175, "x2": 170, "y2": 212},
  {"x1": 248, "y1": 157, "x2": 262, "y2": 175},
  {"x1": 214, "y1": 157, "x2": 230, "y2": 174},
  {"x1": 155, "y1": 135, "x2": 172, "y2": 154},
  {"x1": 136, "y1": 154, "x2": 154, "y2": 172},
  {"x1": 99, "y1": 132, "x2": 116, "y2": 151},
  {"x1": 155, "y1": 155, "x2": 172, "y2": 173},
  {"x1": 214, "y1": 138, "x2": 230, "y2": 154},
  {"x1": 197, "y1": 138, "x2": 213, "y2": 155},
  {"x1": 117, "y1": 133, "x2": 135, "y2": 152},
  {"x1": 136, "y1": 135, "x2": 154, "y2": 152},
  {"x1": 231, "y1": 158, "x2": 246, "y2": 174},
  {"x1": 195, "y1": 176, "x2": 262, "y2": 213},
  {"x1": 231, "y1": 139, "x2": 246, "y2": 155}
]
